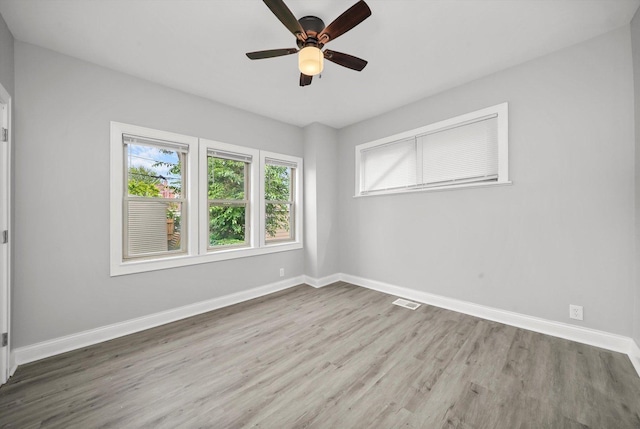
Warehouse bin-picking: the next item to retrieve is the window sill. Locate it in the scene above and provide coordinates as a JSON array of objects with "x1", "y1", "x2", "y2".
[
  {"x1": 110, "y1": 241, "x2": 303, "y2": 276},
  {"x1": 354, "y1": 180, "x2": 512, "y2": 198}
]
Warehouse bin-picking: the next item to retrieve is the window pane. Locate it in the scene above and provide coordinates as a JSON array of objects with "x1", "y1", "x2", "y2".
[
  {"x1": 208, "y1": 157, "x2": 246, "y2": 200},
  {"x1": 265, "y1": 164, "x2": 292, "y2": 202},
  {"x1": 209, "y1": 204, "x2": 247, "y2": 247},
  {"x1": 127, "y1": 143, "x2": 183, "y2": 198},
  {"x1": 265, "y1": 203, "x2": 292, "y2": 242},
  {"x1": 166, "y1": 202, "x2": 183, "y2": 252},
  {"x1": 126, "y1": 200, "x2": 183, "y2": 257}
]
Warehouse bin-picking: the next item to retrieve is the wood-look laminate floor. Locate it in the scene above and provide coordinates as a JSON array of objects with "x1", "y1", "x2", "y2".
[{"x1": 1, "y1": 282, "x2": 639, "y2": 428}]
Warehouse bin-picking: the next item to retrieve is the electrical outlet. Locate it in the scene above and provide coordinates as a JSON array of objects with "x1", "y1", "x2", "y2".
[
  {"x1": 569, "y1": 304, "x2": 583, "y2": 321},
  {"x1": 279, "y1": 268, "x2": 284, "y2": 277}
]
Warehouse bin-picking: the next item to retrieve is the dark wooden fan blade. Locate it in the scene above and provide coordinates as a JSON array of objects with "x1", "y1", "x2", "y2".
[
  {"x1": 246, "y1": 48, "x2": 298, "y2": 60},
  {"x1": 263, "y1": 0, "x2": 307, "y2": 40},
  {"x1": 318, "y1": 1, "x2": 371, "y2": 44},
  {"x1": 324, "y1": 50, "x2": 368, "y2": 71},
  {"x1": 300, "y1": 73, "x2": 313, "y2": 87}
]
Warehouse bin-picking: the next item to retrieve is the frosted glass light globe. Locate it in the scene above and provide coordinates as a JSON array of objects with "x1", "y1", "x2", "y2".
[{"x1": 298, "y1": 46, "x2": 324, "y2": 76}]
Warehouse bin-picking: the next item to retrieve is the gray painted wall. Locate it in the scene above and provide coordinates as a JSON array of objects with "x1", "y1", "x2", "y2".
[
  {"x1": 0, "y1": 12, "x2": 13, "y2": 96},
  {"x1": 303, "y1": 123, "x2": 339, "y2": 279},
  {"x1": 8, "y1": 23, "x2": 640, "y2": 349},
  {"x1": 632, "y1": 11, "x2": 640, "y2": 347},
  {"x1": 12, "y1": 42, "x2": 305, "y2": 347},
  {"x1": 337, "y1": 27, "x2": 636, "y2": 336}
]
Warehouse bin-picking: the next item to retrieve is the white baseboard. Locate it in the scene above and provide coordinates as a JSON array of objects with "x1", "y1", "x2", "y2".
[
  {"x1": 340, "y1": 273, "x2": 640, "y2": 377},
  {"x1": 10, "y1": 272, "x2": 640, "y2": 380},
  {"x1": 13, "y1": 276, "x2": 305, "y2": 367},
  {"x1": 9, "y1": 351, "x2": 17, "y2": 377},
  {"x1": 304, "y1": 273, "x2": 342, "y2": 288},
  {"x1": 630, "y1": 340, "x2": 640, "y2": 377}
]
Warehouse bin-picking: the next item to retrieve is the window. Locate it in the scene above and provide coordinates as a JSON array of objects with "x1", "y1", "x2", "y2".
[
  {"x1": 123, "y1": 135, "x2": 187, "y2": 259},
  {"x1": 355, "y1": 103, "x2": 509, "y2": 196},
  {"x1": 111, "y1": 123, "x2": 303, "y2": 276},
  {"x1": 264, "y1": 157, "x2": 297, "y2": 243},
  {"x1": 198, "y1": 139, "x2": 261, "y2": 254},
  {"x1": 206, "y1": 149, "x2": 252, "y2": 249}
]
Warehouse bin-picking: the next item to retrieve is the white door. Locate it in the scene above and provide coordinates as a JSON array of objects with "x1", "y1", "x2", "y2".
[{"x1": 0, "y1": 84, "x2": 11, "y2": 385}]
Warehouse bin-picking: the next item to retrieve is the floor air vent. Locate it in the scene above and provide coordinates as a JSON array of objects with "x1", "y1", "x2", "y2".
[{"x1": 392, "y1": 298, "x2": 421, "y2": 310}]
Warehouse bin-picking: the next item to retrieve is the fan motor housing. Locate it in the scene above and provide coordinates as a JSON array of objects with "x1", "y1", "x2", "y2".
[
  {"x1": 298, "y1": 16, "x2": 325, "y2": 37},
  {"x1": 297, "y1": 16, "x2": 324, "y2": 53}
]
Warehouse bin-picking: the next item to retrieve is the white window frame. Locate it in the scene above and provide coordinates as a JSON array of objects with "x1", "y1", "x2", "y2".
[
  {"x1": 122, "y1": 134, "x2": 189, "y2": 259},
  {"x1": 110, "y1": 123, "x2": 303, "y2": 276},
  {"x1": 354, "y1": 102, "x2": 510, "y2": 197},
  {"x1": 198, "y1": 139, "x2": 260, "y2": 255},
  {"x1": 111, "y1": 122, "x2": 199, "y2": 275},
  {"x1": 260, "y1": 151, "x2": 303, "y2": 248}
]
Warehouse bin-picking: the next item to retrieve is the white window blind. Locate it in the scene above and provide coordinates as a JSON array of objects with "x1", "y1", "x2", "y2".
[
  {"x1": 360, "y1": 138, "x2": 417, "y2": 193},
  {"x1": 419, "y1": 115, "x2": 498, "y2": 187},
  {"x1": 356, "y1": 103, "x2": 507, "y2": 196},
  {"x1": 266, "y1": 157, "x2": 298, "y2": 169},
  {"x1": 126, "y1": 200, "x2": 169, "y2": 256},
  {"x1": 123, "y1": 134, "x2": 189, "y2": 153},
  {"x1": 208, "y1": 149, "x2": 252, "y2": 163}
]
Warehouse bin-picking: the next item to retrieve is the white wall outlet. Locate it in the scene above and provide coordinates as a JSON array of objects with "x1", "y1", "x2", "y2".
[
  {"x1": 569, "y1": 304, "x2": 583, "y2": 321},
  {"x1": 279, "y1": 268, "x2": 284, "y2": 277}
]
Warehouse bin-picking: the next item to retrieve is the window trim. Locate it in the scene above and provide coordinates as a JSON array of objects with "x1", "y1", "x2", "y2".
[
  {"x1": 110, "y1": 122, "x2": 303, "y2": 276},
  {"x1": 354, "y1": 102, "x2": 510, "y2": 197},
  {"x1": 111, "y1": 122, "x2": 199, "y2": 276}
]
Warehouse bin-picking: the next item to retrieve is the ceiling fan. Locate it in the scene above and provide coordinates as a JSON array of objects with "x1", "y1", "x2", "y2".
[{"x1": 246, "y1": 0, "x2": 372, "y2": 87}]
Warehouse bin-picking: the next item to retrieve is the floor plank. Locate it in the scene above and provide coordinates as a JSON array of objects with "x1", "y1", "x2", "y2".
[{"x1": 1, "y1": 282, "x2": 639, "y2": 428}]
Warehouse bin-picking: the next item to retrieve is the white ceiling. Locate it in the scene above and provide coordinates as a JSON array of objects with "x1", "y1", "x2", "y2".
[{"x1": 0, "y1": 0, "x2": 638, "y2": 128}]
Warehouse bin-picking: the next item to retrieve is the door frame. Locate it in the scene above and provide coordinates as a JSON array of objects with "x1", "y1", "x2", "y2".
[{"x1": 0, "y1": 82, "x2": 11, "y2": 385}]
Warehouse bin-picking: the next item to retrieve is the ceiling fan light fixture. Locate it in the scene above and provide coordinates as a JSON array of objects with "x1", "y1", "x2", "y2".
[{"x1": 298, "y1": 46, "x2": 324, "y2": 76}]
